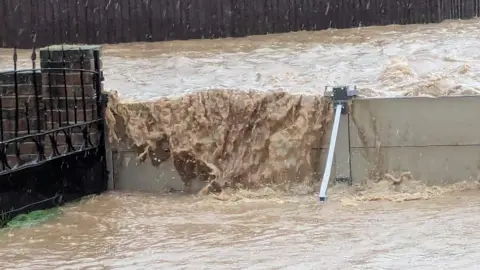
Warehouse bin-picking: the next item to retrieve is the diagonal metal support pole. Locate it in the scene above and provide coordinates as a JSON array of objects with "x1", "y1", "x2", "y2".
[{"x1": 319, "y1": 86, "x2": 357, "y2": 202}]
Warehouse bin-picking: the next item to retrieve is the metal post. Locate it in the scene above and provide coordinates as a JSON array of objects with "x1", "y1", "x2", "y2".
[
  {"x1": 319, "y1": 86, "x2": 357, "y2": 202},
  {"x1": 319, "y1": 104, "x2": 343, "y2": 201}
]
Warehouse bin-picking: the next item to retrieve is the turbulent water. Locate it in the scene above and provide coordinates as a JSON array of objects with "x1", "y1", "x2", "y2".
[
  {"x1": 1, "y1": 19, "x2": 480, "y2": 269},
  {"x1": 99, "y1": 18, "x2": 480, "y2": 100}
]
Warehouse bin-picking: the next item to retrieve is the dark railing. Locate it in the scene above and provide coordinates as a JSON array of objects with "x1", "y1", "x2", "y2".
[{"x1": 0, "y1": 38, "x2": 108, "y2": 226}]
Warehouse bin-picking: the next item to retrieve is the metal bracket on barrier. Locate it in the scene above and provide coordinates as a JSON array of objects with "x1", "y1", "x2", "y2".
[
  {"x1": 319, "y1": 86, "x2": 357, "y2": 202},
  {"x1": 324, "y1": 85, "x2": 358, "y2": 114}
]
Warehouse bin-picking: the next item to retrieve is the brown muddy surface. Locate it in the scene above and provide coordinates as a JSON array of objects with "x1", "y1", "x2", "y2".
[{"x1": 1, "y1": 19, "x2": 480, "y2": 269}]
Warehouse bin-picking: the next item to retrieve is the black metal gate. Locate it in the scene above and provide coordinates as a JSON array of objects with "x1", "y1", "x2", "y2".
[{"x1": 0, "y1": 43, "x2": 109, "y2": 226}]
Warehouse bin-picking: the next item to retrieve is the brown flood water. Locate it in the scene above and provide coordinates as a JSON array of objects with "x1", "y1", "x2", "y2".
[
  {"x1": 2, "y1": 191, "x2": 480, "y2": 270},
  {"x1": 2, "y1": 19, "x2": 480, "y2": 269}
]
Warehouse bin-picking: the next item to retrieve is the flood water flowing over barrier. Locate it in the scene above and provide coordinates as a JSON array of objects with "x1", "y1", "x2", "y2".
[
  {"x1": 2, "y1": 0, "x2": 480, "y2": 48},
  {"x1": 2, "y1": 18, "x2": 480, "y2": 269}
]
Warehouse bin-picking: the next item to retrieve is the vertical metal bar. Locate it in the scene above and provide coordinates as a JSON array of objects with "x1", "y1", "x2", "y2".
[
  {"x1": 0, "y1": 96, "x2": 3, "y2": 142},
  {"x1": 15, "y1": 139, "x2": 20, "y2": 164},
  {"x1": 56, "y1": 97, "x2": 62, "y2": 126},
  {"x1": 73, "y1": 87, "x2": 78, "y2": 124},
  {"x1": 31, "y1": 45, "x2": 41, "y2": 133},
  {"x1": 0, "y1": 100, "x2": 3, "y2": 169},
  {"x1": 43, "y1": 100, "x2": 48, "y2": 130},
  {"x1": 41, "y1": 100, "x2": 48, "y2": 160},
  {"x1": 61, "y1": 46, "x2": 69, "y2": 125},
  {"x1": 93, "y1": 50, "x2": 102, "y2": 119},
  {"x1": 14, "y1": 51, "x2": 21, "y2": 165},
  {"x1": 47, "y1": 49, "x2": 55, "y2": 130},
  {"x1": 347, "y1": 112, "x2": 352, "y2": 183},
  {"x1": 13, "y1": 47, "x2": 19, "y2": 138},
  {"x1": 25, "y1": 101, "x2": 30, "y2": 134},
  {"x1": 32, "y1": 38, "x2": 42, "y2": 163},
  {"x1": 80, "y1": 54, "x2": 87, "y2": 122},
  {"x1": 319, "y1": 104, "x2": 343, "y2": 202},
  {"x1": 91, "y1": 99, "x2": 95, "y2": 122}
]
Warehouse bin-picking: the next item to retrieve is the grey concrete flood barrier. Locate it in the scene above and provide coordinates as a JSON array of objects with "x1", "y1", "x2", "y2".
[
  {"x1": 109, "y1": 91, "x2": 480, "y2": 196},
  {"x1": 349, "y1": 95, "x2": 480, "y2": 185}
]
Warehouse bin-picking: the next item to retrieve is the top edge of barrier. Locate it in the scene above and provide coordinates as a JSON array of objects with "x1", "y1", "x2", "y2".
[{"x1": 39, "y1": 44, "x2": 102, "y2": 52}]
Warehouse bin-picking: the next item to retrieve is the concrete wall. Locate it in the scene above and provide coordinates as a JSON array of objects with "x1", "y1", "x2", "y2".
[
  {"x1": 110, "y1": 148, "x2": 206, "y2": 193},
  {"x1": 110, "y1": 95, "x2": 480, "y2": 193},
  {"x1": 347, "y1": 95, "x2": 480, "y2": 185}
]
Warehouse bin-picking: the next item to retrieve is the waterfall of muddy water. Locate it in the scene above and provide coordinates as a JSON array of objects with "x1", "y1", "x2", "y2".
[
  {"x1": 106, "y1": 90, "x2": 332, "y2": 194},
  {"x1": 1, "y1": 19, "x2": 480, "y2": 269}
]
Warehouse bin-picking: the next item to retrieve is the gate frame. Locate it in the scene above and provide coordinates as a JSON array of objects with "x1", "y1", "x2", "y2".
[{"x1": 0, "y1": 43, "x2": 109, "y2": 226}]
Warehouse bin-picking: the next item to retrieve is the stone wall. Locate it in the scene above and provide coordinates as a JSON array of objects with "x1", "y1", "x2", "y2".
[
  {"x1": 40, "y1": 45, "x2": 101, "y2": 155},
  {"x1": 0, "y1": 71, "x2": 43, "y2": 164}
]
